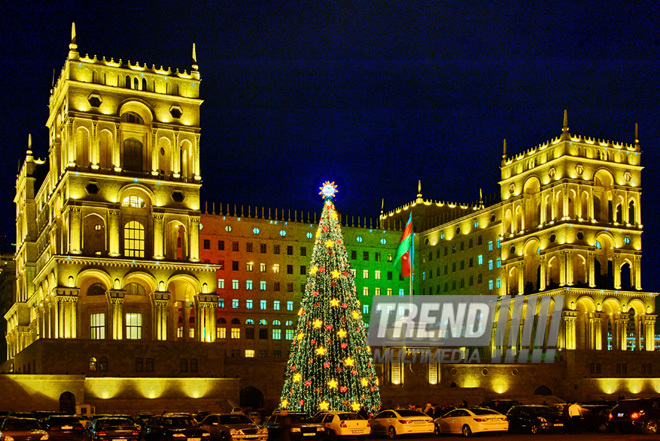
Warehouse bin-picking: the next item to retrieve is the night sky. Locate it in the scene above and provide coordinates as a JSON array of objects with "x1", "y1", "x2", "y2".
[{"x1": 2, "y1": 2, "x2": 660, "y2": 290}]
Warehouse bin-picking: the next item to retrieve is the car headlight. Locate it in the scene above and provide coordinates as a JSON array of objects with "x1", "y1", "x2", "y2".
[
  {"x1": 258, "y1": 427, "x2": 268, "y2": 434},
  {"x1": 316, "y1": 427, "x2": 325, "y2": 432},
  {"x1": 291, "y1": 427, "x2": 301, "y2": 432},
  {"x1": 5, "y1": 436, "x2": 15, "y2": 441},
  {"x1": 230, "y1": 429, "x2": 238, "y2": 435},
  {"x1": 538, "y1": 417, "x2": 547, "y2": 423},
  {"x1": 202, "y1": 433, "x2": 210, "y2": 437},
  {"x1": 40, "y1": 436, "x2": 49, "y2": 441},
  {"x1": 172, "y1": 434, "x2": 186, "y2": 438}
]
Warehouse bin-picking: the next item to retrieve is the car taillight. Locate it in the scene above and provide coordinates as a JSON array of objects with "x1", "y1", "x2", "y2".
[
  {"x1": 51, "y1": 427, "x2": 60, "y2": 431},
  {"x1": 340, "y1": 421, "x2": 347, "y2": 428},
  {"x1": 132, "y1": 431, "x2": 140, "y2": 436},
  {"x1": 399, "y1": 420, "x2": 411, "y2": 424},
  {"x1": 473, "y1": 418, "x2": 487, "y2": 422},
  {"x1": 631, "y1": 412, "x2": 640, "y2": 419},
  {"x1": 366, "y1": 422, "x2": 370, "y2": 427},
  {"x1": 609, "y1": 413, "x2": 613, "y2": 420},
  {"x1": 98, "y1": 431, "x2": 107, "y2": 436},
  {"x1": 75, "y1": 427, "x2": 82, "y2": 430}
]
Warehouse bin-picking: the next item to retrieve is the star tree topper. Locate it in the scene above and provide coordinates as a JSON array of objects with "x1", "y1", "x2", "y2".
[{"x1": 319, "y1": 181, "x2": 338, "y2": 199}]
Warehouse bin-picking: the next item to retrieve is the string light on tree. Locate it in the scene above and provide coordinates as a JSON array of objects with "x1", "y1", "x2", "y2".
[{"x1": 279, "y1": 182, "x2": 381, "y2": 415}]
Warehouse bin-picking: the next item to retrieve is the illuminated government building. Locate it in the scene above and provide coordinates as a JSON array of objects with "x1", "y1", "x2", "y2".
[{"x1": 1, "y1": 26, "x2": 657, "y2": 413}]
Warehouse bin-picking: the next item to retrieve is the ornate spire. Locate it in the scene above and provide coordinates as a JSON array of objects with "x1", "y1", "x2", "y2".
[
  {"x1": 26, "y1": 134, "x2": 34, "y2": 163},
  {"x1": 502, "y1": 139, "x2": 507, "y2": 160},
  {"x1": 634, "y1": 122, "x2": 639, "y2": 147},
  {"x1": 416, "y1": 180, "x2": 423, "y2": 202},
  {"x1": 191, "y1": 42, "x2": 200, "y2": 80},
  {"x1": 562, "y1": 109, "x2": 569, "y2": 138},
  {"x1": 479, "y1": 188, "x2": 483, "y2": 207},
  {"x1": 68, "y1": 22, "x2": 79, "y2": 60}
]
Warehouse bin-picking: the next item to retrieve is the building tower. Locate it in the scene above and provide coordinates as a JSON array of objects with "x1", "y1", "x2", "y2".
[{"x1": 5, "y1": 24, "x2": 218, "y2": 366}]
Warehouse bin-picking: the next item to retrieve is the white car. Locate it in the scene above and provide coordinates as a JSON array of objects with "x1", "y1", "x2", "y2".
[
  {"x1": 369, "y1": 409, "x2": 434, "y2": 439},
  {"x1": 312, "y1": 411, "x2": 370, "y2": 438},
  {"x1": 434, "y1": 408, "x2": 508, "y2": 437}
]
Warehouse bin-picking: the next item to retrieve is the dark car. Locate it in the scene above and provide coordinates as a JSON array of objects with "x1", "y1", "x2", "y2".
[
  {"x1": 580, "y1": 404, "x2": 612, "y2": 432},
  {"x1": 481, "y1": 400, "x2": 520, "y2": 415},
  {"x1": 86, "y1": 417, "x2": 141, "y2": 441},
  {"x1": 141, "y1": 413, "x2": 211, "y2": 441},
  {"x1": 0, "y1": 417, "x2": 49, "y2": 441},
  {"x1": 506, "y1": 405, "x2": 564, "y2": 434},
  {"x1": 135, "y1": 413, "x2": 153, "y2": 426},
  {"x1": 608, "y1": 398, "x2": 660, "y2": 434},
  {"x1": 41, "y1": 415, "x2": 85, "y2": 440},
  {"x1": 263, "y1": 412, "x2": 324, "y2": 441}
]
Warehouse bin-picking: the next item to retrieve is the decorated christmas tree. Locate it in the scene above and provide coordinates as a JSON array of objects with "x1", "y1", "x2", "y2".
[{"x1": 279, "y1": 182, "x2": 381, "y2": 415}]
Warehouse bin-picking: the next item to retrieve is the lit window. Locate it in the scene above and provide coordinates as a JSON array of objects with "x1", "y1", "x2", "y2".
[
  {"x1": 363, "y1": 270, "x2": 369, "y2": 279},
  {"x1": 285, "y1": 329, "x2": 294, "y2": 340},
  {"x1": 246, "y1": 262, "x2": 253, "y2": 271},
  {"x1": 273, "y1": 264, "x2": 280, "y2": 273},
  {"x1": 245, "y1": 350, "x2": 255, "y2": 358},
  {"x1": 478, "y1": 255, "x2": 483, "y2": 265},
  {"x1": 246, "y1": 300, "x2": 253, "y2": 309},
  {"x1": 232, "y1": 280, "x2": 239, "y2": 290},
  {"x1": 231, "y1": 328, "x2": 240, "y2": 339},
  {"x1": 496, "y1": 278, "x2": 502, "y2": 288},
  {"x1": 124, "y1": 221, "x2": 145, "y2": 257},
  {"x1": 272, "y1": 329, "x2": 281, "y2": 340},
  {"x1": 125, "y1": 313, "x2": 142, "y2": 339},
  {"x1": 380, "y1": 238, "x2": 387, "y2": 245},
  {"x1": 474, "y1": 221, "x2": 479, "y2": 228},
  {"x1": 232, "y1": 299, "x2": 239, "y2": 309},
  {"x1": 399, "y1": 289, "x2": 405, "y2": 296},
  {"x1": 280, "y1": 230, "x2": 286, "y2": 237},
  {"x1": 260, "y1": 281, "x2": 266, "y2": 291},
  {"x1": 357, "y1": 236, "x2": 363, "y2": 243},
  {"x1": 375, "y1": 287, "x2": 381, "y2": 296},
  {"x1": 126, "y1": 283, "x2": 145, "y2": 296},
  {"x1": 624, "y1": 237, "x2": 631, "y2": 244},
  {"x1": 363, "y1": 304, "x2": 369, "y2": 314},
  {"x1": 121, "y1": 195, "x2": 146, "y2": 208},
  {"x1": 260, "y1": 263, "x2": 266, "y2": 272},
  {"x1": 387, "y1": 288, "x2": 392, "y2": 296},
  {"x1": 218, "y1": 299, "x2": 224, "y2": 308},
  {"x1": 488, "y1": 241, "x2": 493, "y2": 251},
  {"x1": 375, "y1": 270, "x2": 381, "y2": 280},
  {"x1": 286, "y1": 301, "x2": 294, "y2": 311},
  {"x1": 253, "y1": 228, "x2": 260, "y2": 234},
  {"x1": 488, "y1": 280, "x2": 494, "y2": 290},
  {"x1": 595, "y1": 240, "x2": 602, "y2": 249},
  {"x1": 260, "y1": 300, "x2": 267, "y2": 310},
  {"x1": 496, "y1": 238, "x2": 501, "y2": 248},
  {"x1": 90, "y1": 313, "x2": 105, "y2": 340},
  {"x1": 217, "y1": 328, "x2": 226, "y2": 339},
  {"x1": 218, "y1": 279, "x2": 225, "y2": 289},
  {"x1": 363, "y1": 287, "x2": 369, "y2": 296},
  {"x1": 306, "y1": 232, "x2": 313, "y2": 239},
  {"x1": 496, "y1": 258, "x2": 501, "y2": 268},
  {"x1": 351, "y1": 269, "x2": 357, "y2": 277},
  {"x1": 488, "y1": 260, "x2": 493, "y2": 270},
  {"x1": 274, "y1": 301, "x2": 280, "y2": 310},
  {"x1": 246, "y1": 280, "x2": 253, "y2": 290}
]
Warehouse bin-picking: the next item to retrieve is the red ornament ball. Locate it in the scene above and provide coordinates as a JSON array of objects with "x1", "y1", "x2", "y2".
[
  {"x1": 341, "y1": 343, "x2": 348, "y2": 349},
  {"x1": 340, "y1": 386, "x2": 348, "y2": 393},
  {"x1": 310, "y1": 339, "x2": 316, "y2": 345},
  {"x1": 323, "y1": 362, "x2": 331, "y2": 369}
]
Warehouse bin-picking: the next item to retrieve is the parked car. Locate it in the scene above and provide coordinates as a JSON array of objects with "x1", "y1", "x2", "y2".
[
  {"x1": 369, "y1": 409, "x2": 434, "y2": 439},
  {"x1": 41, "y1": 415, "x2": 85, "y2": 440},
  {"x1": 580, "y1": 404, "x2": 612, "y2": 432},
  {"x1": 200, "y1": 413, "x2": 268, "y2": 441},
  {"x1": 480, "y1": 400, "x2": 520, "y2": 415},
  {"x1": 434, "y1": 408, "x2": 508, "y2": 437},
  {"x1": 311, "y1": 411, "x2": 370, "y2": 439},
  {"x1": 141, "y1": 413, "x2": 211, "y2": 441},
  {"x1": 85, "y1": 417, "x2": 141, "y2": 441},
  {"x1": 263, "y1": 412, "x2": 324, "y2": 441},
  {"x1": 135, "y1": 413, "x2": 153, "y2": 426},
  {"x1": 506, "y1": 405, "x2": 563, "y2": 434},
  {"x1": 246, "y1": 412, "x2": 263, "y2": 426},
  {"x1": 608, "y1": 398, "x2": 660, "y2": 434},
  {"x1": 0, "y1": 417, "x2": 49, "y2": 441}
]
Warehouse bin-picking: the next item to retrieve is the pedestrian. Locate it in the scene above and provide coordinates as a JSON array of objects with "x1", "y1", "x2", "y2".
[{"x1": 568, "y1": 401, "x2": 582, "y2": 433}]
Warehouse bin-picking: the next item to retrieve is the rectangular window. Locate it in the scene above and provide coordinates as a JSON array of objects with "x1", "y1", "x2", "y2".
[
  {"x1": 231, "y1": 328, "x2": 240, "y2": 339},
  {"x1": 260, "y1": 300, "x2": 267, "y2": 310},
  {"x1": 469, "y1": 238, "x2": 473, "y2": 248},
  {"x1": 246, "y1": 242, "x2": 253, "y2": 252},
  {"x1": 375, "y1": 252, "x2": 381, "y2": 262},
  {"x1": 274, "y1": 244, "x2": 280, "y2": 254},
  {"x1": 125, "y1": 313, "x2": 142, "y2": 340},
  {"x1": 246, "y1": 262, "x2": 253, "y2": 271},
  {"x1": 488, "y1": 260, "x2": 493, "y2": 270},
  {"x1": 460, "y1": 260, "x2": 465, "y2": 270},
  {"x1": 351, "y1": 269, "x2": 357, "y2": 277},
  {"x1": 460, "y1": 241, "x2": 465, "y2": 251},
  {"x1": 488, "y1": 280, "x2": 494, "y2": 290},
  {"x1": 232, "y1": 261, "x2": 239, "y2": 271},
  {"x1": 218, "y1": 279, "x2": 225, "y2": 289},
  {"x1": 478, "y1": 273, "x2": 483, "y2": 284},
  {"x1": 260, "y1": 281, "x2": 267, "y2": 291},
  {"x1": 287, "y1": 265, "x2": 293, "y2": 274},
  {"x1": 399, "y1": 288, "x2": 405, "y2": 296},
  {"x1": 245, "y1": 350, "x2": 255, "y2": 358},
  {"x1": 285, "y1": 329, "x2": 294, "y2": 340},
  {"x1": 287, "y1": 246, "x2": 294, "y2": 255},
  {"x1": 273, "y1": 264, "x2": 280, "y2": 274},
  {"x1": 90, "y1": 313, "x2": 105, "y2": 340},
  {"x1": 203, "y1": 239, "x2": 210, "y2": 250},
  {"x1": 300, "y1": 266, "x2": 307, "y2": 275},
  {"x1": 260, "y1": 263, "x2": 266, "y2": 272},
  {"x1": 363, "y1": 287, "x2": 369, "y2": 296},
  {"x1": 218, "y1": 240, "x2": 225, "y2": 250},
  {"x1": 478, "y1": 235, "x2": 483, "y2": 245},
  {"x1": 246, "y1": 299, "x2": 253, "y2": 309},
  {"x1": 246, "y1": 328, "x2": 255, "y2": 339},
  {"x1": 363, "y1": 251, "x2": 369, "y2": 260},
  {"x1": 444, "y1": 246, "x2": 448, "y2": 256},
  {"x1": 287, "y1": 283, "x2": 294, "y2": 292},
  {"x1": 497, "y1": 238, "x2": 501, "y2": 249},
  {"x1": 287, "y1": 301, "x2": 294, "y2": 311},
  {"x1": 273, "y1": 300, "x2": 280, "y2": 310},
  {"x1": 363, "y1": 269, "x2": 369, "y2": 279},
  {"x1": 469, "y1": 258, "x2": 473, "y2": 268},
  {"x1": 488, "y1": 241, "x2": 493, "y2": 251},
  {"x1": 496, "y1": 258, "x2": 501, "y2": 268},
  {"x1": 375, "y1": 270, "x2": 381, "y2": 280},
  {"x1": 190, "y1": 358, "x2": 198, "y2": 373},
  {"x1": 363, "y1": 304, "x2": 370, "y2": 314},
  {"x1": 218, "y1": 298, "x2": 225, "y2": 308},
  {"x1": 124, "y1": 221, "x2": 145, "y2": 257},
  {"x1": 260, "y1": 243, "x2": 267, "y2": 253},
  {"x1": 428, "y1": 252, "x2": 433, "y2": 261},
  {"x1": 136, "y1": 358, "x2": 144, "y2": 372},
  {"x1": 180, "y1": 359, "x2": 188, "y2": 372},
  {"x1": 272, "y1": 329, "x2": 281, "y2": 340},
  {"x1": 460, "y1": 278, "x2": 465, "y2": 288},
  {"x1": 274, "y1": 282, "x2": 281, "y2": 292},
  {"x1": 218, "y1": 260, "x2": 224, "y2": 270},
  {"x1": 232, "y1": 279, "x2": 239, "y2": 290},
  {"x1": 478, "y1": 255, "x2": 483, "y2": 265},
  {"x1": 496, "y1": 278, "x2": 502, "y2": 288},
  {"x1": 375, "y1": 287, "x2": 381, "y2": 296},
  {"x1": 231, "y1": 350, "x2": 240, "y2": 357},
  {"x1": 301, "y1": 247, "x2": 307, "y2": 256},
  {"x1": 273, "y1": 350, "x2": 282, "y2": 358},
  {"x1": 232, "y1": 299, "x2": 239, "y2": 309},
  {"x1": 232, "y1": 241, "x2": 239, "y2": 252},
  {"x1": 217, "y1": 327, "x2": 226, "y2": 339},
  {"x1": 146, "y1": 358, "x2": 154, "y2": 372},
  {"x1": 469, "y1": 275, "x2": 474, "y2": 286},
  {"x1": 444, "y1": 265, "x2": 448, "y2": 275},
  {"x1": 452, "y1": 262, "x2": 456, "y2": 272},
  {"x1": 387, "y1": 288, "x2": 393, "y2": 296},
  {"x1": 387, "y1": 271, "x2": 393, "y2": 280},
  {"x1": 259, "y1": 328, "x2": 268, "y2": 339},
  {"x1": 351, "y1": 250, "x2": 357, "y2": 260}
]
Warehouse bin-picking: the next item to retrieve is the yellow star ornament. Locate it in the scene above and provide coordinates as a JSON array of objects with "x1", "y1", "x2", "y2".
[
  {"x1": 331, "y1": 270, "x2": 341, "y2": 279},
  {"x1": 313, "y1": 319, "x2": 323, "y2": 329},
  {"x1": 337, "y1": 329, "x2": 347, "y2": 338},
  {"x1": 351, "y1": 403, "x2": 361, "y2": 411},
  {"x1": 282, "y1": 399, "x2": 289, "y2": 408},
  {"x1": 328, "y1": 379, "x2": 339, "y2": 389},
  {"x1": 361, "y1": 378, "x2": 369, "y2": 387},
  {"x1": 344, "y1": 357, "x2": 355, "y2": 367},
  {"x1": 315, "y1": 346, "x2": 327, "y2": 356},
  {"x1": 293, "y1": 373, "x2": 302, "y2": 382},
  {"x1": 330, "y1": 298, "x2": 340, "y2": 307},
  {"x1": 319, "y1": 401, "x2": 330, "y2": 411},
  {"x1": 325, "y1": 240, "x2": 334, "y2": 248}
]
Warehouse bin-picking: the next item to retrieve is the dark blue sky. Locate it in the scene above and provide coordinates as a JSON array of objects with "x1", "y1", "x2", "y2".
[{"x1": 2, "y1": 2, "x2": 660, "y2": 289}]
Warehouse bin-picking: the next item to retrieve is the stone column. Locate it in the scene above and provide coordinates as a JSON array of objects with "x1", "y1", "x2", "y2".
[
  {"x1": 113, "y1": 123, "x2": 121, "y2": 171},
  {"x1": 153, "y1": 291, "x2": 170, "y2": 341},
  {"x1": 67, "y1": 118, "x2": 76, "y2": 167},
  {"x1": 108, "y1": 208, "x2": 121, "y2": 257},
  {"x1": 587, "y1": 187, "x2": 594, "y2": 221},
  {"x1": 634, "y1": 255, "x2": 642, "y2": 290},
  {"x1": 562, "y1": 183, "x2": 569, "y2": 219},
  {"x1": 539, "y1": 256, "x2": 547, "y2": 291},
  {"x1": 551, "y1": 188, "x2": 556, "y2": 222},
  {"x1": 635, "y1": 316, "x2": 642, "y2": 351},
  {"x1": 108, "y1": 289, "x2": 125, "y2": 340},
  {"x1": 517, "y1": 262, "x2": 524, "y2": 295},
  {"x1": 559, "y1": 251, "x2": 567, "y2": 286},
  {"x1": 196, "y1": 293, "x2": 219, "y2": 342},
  {"x1": 565, "y1": 251, "x2": 573, "y2": 286},
  {"x1": 613, "y1": 254, "x2": 622, "y2": 290},
  {"x1": 194, "y1": 134, "x2": 202, "y2": 180},
  {"x1": 91, "y1": 120, "x2": 100, "y2": 169},
  {"x1": 153, "y1": 212, "x2": 164, "y2": 259},
  {"x1": 151, "y1": 128, "x2": 159, "y2": 176},
  {"x1": 642, "y1": 315, "x2": 657, "y2": 351},
  {"x1": 189, "y1": 216, "x2": 200, "y2": 262},
  {"x1": 588, "y1": 252, "x2": 596, "y2": 287},
  {"x1": 68, "y1": 205, "x2": 82, "y2": 255},
  {"x1": 562, "y1": 310, "x2": 578, "y2": 350},
  {"x1": 173, "y1": 131, "x2": 181, "y2": 178},
  {"x1": 615, "y1": 314, "x2": 629, "y2": 351},
  {"x1": 592, "y1": 312, "x2": 606, "y2": 350}
]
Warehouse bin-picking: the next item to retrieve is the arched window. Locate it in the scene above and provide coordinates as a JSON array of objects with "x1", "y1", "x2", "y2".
[
  {"x1": 89, "y1": 357, "x2": 97, "y2": 372},
  {"x1": 217, "y1": 318, "x2": 226, "y2": 325},
  {"x1": 125, "y1": 283, "x2": 146, "y2": 296},
  {"x1": 259, "y1": 319, "x2": 267, "y2": 325},
  {"x1": 123, "y1": 138, "x2": 143, "y2": 172},
  {"x1": 125, "y1": 75, "x2": 130, "y2": 88},
  {"x1": 189, "y1": 315, "x2": 195, "y2": 338},
  {"x1": 133, "y1": 77, "x2": 139, "y2": 89},
  {"x1": 231, "y1": 318, "x2": 240, "y2": 325},
  {"x1": 124, "y1": 221, "x2": 145, "y2": 257},
  {"x1": 246, "y1": 319, "x2": 254, "y2": 325},
  {"x1": 98, "y1": 357, "x2": 108, "y2": 372},
  {"x1": 629, "y1": 201, "x2": 636, "y2": 224},
  {"x1": 273, "y1": 320, "x2": 281, "y2": 326},
  {"x1": 121, "y1": 112, "x2": 144, "y2": 124},
  {"x1": 285, "y1": 320, "x2": 293, "y2": 326},
  {"x1": 122, "y1": 196, "x2": 146, "y2": 208},
  {"x1": 87, "y1": 283, "x2": 106, "y2": 296}
]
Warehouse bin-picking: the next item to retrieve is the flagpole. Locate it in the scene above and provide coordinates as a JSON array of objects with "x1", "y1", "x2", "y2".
[{"x1": 409, "y1": 231, "x2": 414, "y2": 296}]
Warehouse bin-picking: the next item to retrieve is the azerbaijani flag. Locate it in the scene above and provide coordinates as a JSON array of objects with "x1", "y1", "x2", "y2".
[{"x1": 393, "y1": 213, "x2": 413, "y2": 277}]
